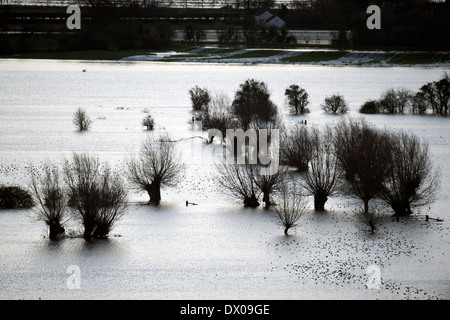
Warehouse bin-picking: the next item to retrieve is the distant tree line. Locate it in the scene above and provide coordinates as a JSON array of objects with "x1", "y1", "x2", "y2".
[
  {"x1": 284, "y1": 0, "x2": 450, "y2": 49},
  {"x1": 2, "y1": 0, "x2": 448, "y2": 53},
  {"x1": 360, "y1": 73, "x2": 450, "y2": 116}
]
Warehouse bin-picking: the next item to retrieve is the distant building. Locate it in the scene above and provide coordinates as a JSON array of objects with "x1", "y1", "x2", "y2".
[{"x1": 254, "y1": 10, "x2": 286, "y2": 29}]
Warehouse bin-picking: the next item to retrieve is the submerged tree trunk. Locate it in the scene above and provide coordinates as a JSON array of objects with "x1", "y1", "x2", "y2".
[
  {"x1": 262, "y1": 190, "x2": 271, "y2": 209},
  {"x1": 391, "y1": 201, "x2": 413, "y2": 217},
  {"x1": 296, "y1": 160, "x2": 309, "y2": 172},
  {"x1": 48, "y1": 219, "x2": 65, "y2": 241},
  {"x1": 244, "y1": 194, "x2": 260, "y2": 208},
  {"x1": 83, "y1": 224, "x2": 94, "y2": 241},
  {"x1": 364, "y1": 199, "x2": 369, "y2": 213},
  {"x1": 314, "y1": 192, "x2": 328, "y2": 211},
  {"x1": 83, "y1": 216, "x2": 97, "y2": 241},
  {"x1": 146, "y1": 181, "x2": 161, "y2": 205},
  {"x1": 92, "y1": 222, "x2": 110, "y2": 239},
  {"x1": 369, "y1": 221, "x2": 375, "y2": 234}
]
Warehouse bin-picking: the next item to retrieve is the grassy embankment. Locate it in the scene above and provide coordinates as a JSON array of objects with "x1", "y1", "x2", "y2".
[{"x1": 2, "y1": 46, "x2": 450, "y2": 65}]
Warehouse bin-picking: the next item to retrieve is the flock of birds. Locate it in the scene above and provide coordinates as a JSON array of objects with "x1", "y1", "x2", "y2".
[
  {"x1": 0, "y1": 127, "x2": 447, "y2": 300},
  {"x1": 265, "y1": 207, "x2": 446, "y2": 300}
]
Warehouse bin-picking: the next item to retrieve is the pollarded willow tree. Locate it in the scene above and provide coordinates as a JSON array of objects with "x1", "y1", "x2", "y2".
[
  {"x1": 273, "y1": 181, "x2": 307, "y2": 236},
  {"x1": 217, "y1": 146, "x2": 288, "y2": 209},
  {"x1": 64, "y1": 153, "x2": 127, "y2": 241},
  {"x1": 333, "y1": 118, "x2": 393, "y2": 213},
  {"x1": 381, "y1": 131, "x2": 440, "y2": 217},
  {"x1": 358, "y1": 204, "x2": 386, "y2": 234},
  {"x1": 350, "y1": 126, "x2": 393, "y2": 214},
  {"x1": 142, "y1": 114, "x2": 155, "y2": 131},
  {"x1": 253, "y1": 165, "x2": 289, "y2": 209},
  {"x1": 333, "y1": 117, "x2": 369, "y2": 181},
  {"x1": 197, "y1": 92, "x2": 235, "y2": 143},
  {"x1": 29, "y1": 164, "x2": 67, "y2": 240},
  {"x1": 303, "y1": 127, "x2": 340, "y2": 211},
  {"x1": 128, "y1": 134, "x2": 183, "y2": 205},
  {"x1": 280, "y1": 122, "x2": 318, "y2": 172},
  {"x1": 217, "y1": 162, "x2": 260, "y2": 208}
]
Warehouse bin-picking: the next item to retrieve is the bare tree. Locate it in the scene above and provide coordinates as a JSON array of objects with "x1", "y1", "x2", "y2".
[
  {"x1": 253, "y1": 165, "x2": 289, "y2": 209},
  {"x1": 217, "y1": 162, "x2": 260, "y2": 207},
  {"x1": 73, "y1": 107, "x2": 92, "y2": 132},
  {"x1": 64, "y1": 153, "x2": 127, "y2": 241},
  {"x1": 333, "y1": 117, "x2": 369, "y2": 181},
  {"x1": 285, "y1": 84, "x2": 310, "y2": 115},
  {"x1": 303, "y1": 127, "x2": 339, "y2": 211},
  {"x1": 333, "y1": 118, "x2": 393, "y2": 212},
  {"x1": 128, "y1": 134, "x2": 182, "y2": 205},
  {"x1": 280, "y1": 122, "x2": 318, "y2": 172},
  {"x1": 380, "y1": 131, "x2": 440, "y2": 217},
  {"x1": 378, "y1": 88, "x2": 413, "y2": 114},
  {"x1": 357, "y1": 204, "x2": 386, "y2": 234},
  {"x1": 417, "y1": 73, "x2": 449, "y2": 115},
  {"x1": 350, "y1": 126, "x2": 393, "y2": 213},
  {"x1": 411, "y1": 92, "x2": 428, "y2": 115},
  {"x1": 273, "y1": 182, "x2": 307, "y2": 236},
  {"x1": 184, "y1": 24, "x2": 206, "y2": 42},
  {"x1": 30, "y1": 165, "x2": 67, "y2": 240},
  {"x1": 396, "y1": 88, "x2": 414, "y2": 114},
  {"x1": 321, "y1": 93, "x2": 349, "y2": 114},
  {"x1": 197, "y1": 92, "x2": 234, "y2": 143},
  {"x1": 379, "y1": 88, "x2": 400, "y2": 114},
  {"x1": 189, "y1": 85, "x2": 211, "y2": 111}
]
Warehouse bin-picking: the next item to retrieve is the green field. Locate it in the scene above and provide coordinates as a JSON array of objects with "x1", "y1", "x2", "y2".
[
  {"x1": 281, "y1": 51, "x2": 347, "y2": 63},
  {"x1": 220, "y1": 49, "x2": 283, "y2": 59},
  {"x1": 2, "y1": 46, "x2": 449, "y2": 66},
  {"x1": 0, "y1": 50, "x2": 156, "y2": 60},
  {"x1": 0, "y1": 44, "x2": 196, "y2": 60},
  {"x1": 389, "y1": 52, "x2": 450, "y2": 65}
]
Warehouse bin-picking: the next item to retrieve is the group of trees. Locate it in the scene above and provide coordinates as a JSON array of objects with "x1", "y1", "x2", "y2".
[
  {"x1": 73, "y1": 107, "x2": 156, "y2": 132},
  {"x1": 29, "y1": 153, "x2": 128, "y2": 241},
  {"x1": 187, "y1": 78, "x2": 440, "y2": 234},
  {"x1": 284, "y1": 86, "x2": 349, "y2": 115},
  {"x1": 191, "y1": 79, "x2": 280, "y2": 142},
  {"x1": 25, "y1": 133, "x2": 182, "y2": 241},
  {"x1": 217, "y1": 116, "x2": 440, "y2": 234},
  {"x1": 187, "y1": 78, "x2": 440, "y2": 235},
  {"x1": 334, "y1": 118, "x2": 440, "y2": 225},
  {"x1": 24, "y1": 135, "x2": 179, "y2": 241},
  {"x1": 183, "y1": 24, "x2": 206, "y2": 42},
  {"x1": 360, "y1": 74, "x2": 450, "y2": 116},
  {"x1": 4, "y1": 75, "x2": 443, "y2": 239},
  {"x1": 190, "y1": 81, "x2": 349, "y2": 130}
]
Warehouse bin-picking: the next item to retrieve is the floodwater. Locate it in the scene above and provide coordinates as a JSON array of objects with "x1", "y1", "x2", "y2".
[{"x1": 0, "y1": 59, "x2": 449, "y2": 299}]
